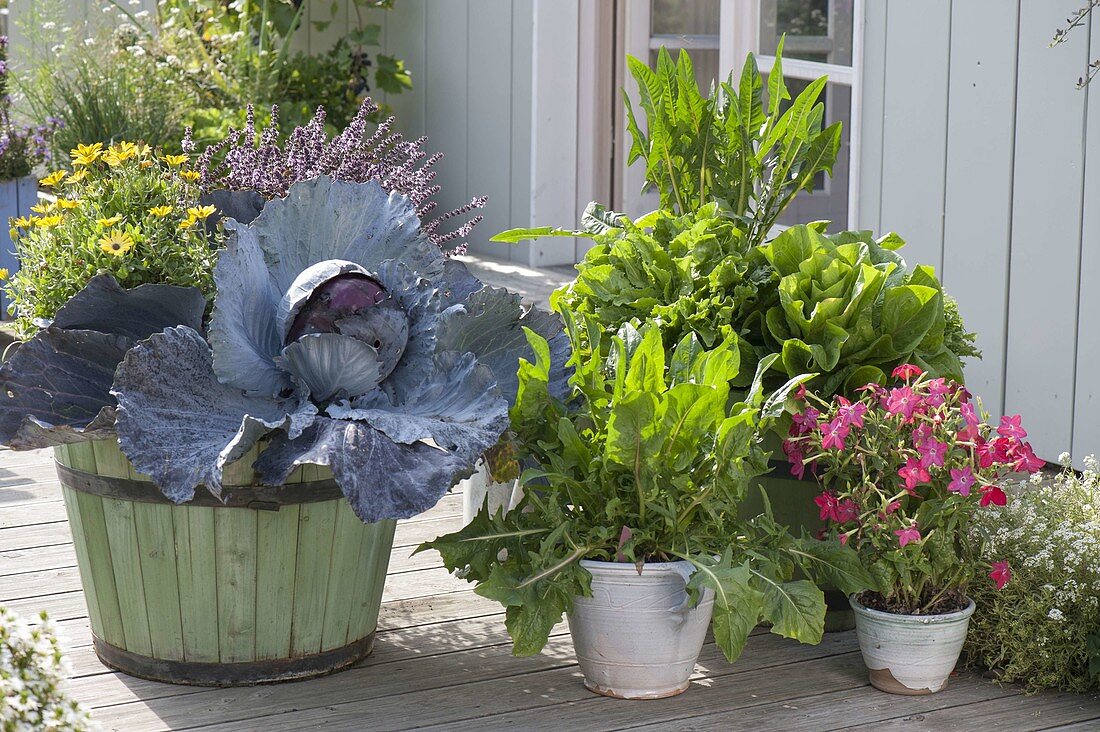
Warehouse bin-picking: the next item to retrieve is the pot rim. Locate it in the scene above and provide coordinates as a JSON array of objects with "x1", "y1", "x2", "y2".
[
  {"x1": 579, "y1": 558, "x2": 694, "y2": 573},
  {"x1": 849, "y1": 593, "x2": 976, "y2": 624}
]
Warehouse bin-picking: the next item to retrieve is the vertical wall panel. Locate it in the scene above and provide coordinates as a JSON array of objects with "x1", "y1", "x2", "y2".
[
  {"x1": 854, "y1": 0, "x2": 886, "y2": 232},
  {"x1": 878, "y1": 0, "x2": 952, "y2": 271},
  {"x1": 507, "y1": 1, "x2": 535, "y2": 264},
  {"x1": 424, "y1": 1, "x2": 470, "y2": 257},
  {"x1": 1004, "y1": 0, "x2": 1090, "y2": 459},
  {"x1": 940, "y1": 0, "x2": 1020, "y2": 417},
  {"x1": 385, "y1": 0, "x2": 427, "y2": 139},
  {"x1": 465, "y1": 0, "x2": 514, "y2": 258},
  {"x1": 1072, "y1": 12, "x2": 1100, "y2": 461},
  {"x1": 528, "y1": 0, "x2": 580, "y2": 266}
]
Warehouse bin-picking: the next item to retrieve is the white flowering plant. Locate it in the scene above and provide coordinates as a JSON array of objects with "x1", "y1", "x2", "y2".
[
  {"x1": 0, "y1": 606, "x2": 95, "y2": 731},
  {"x1": 966, "y1": 454, "x2": 1100, "y2": 692}
]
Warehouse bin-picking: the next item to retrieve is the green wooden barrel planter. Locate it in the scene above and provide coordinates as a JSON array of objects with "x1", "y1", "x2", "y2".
[
  {"x1": 54, "y1": 439, "x2": 396, "y2": 686},
  {"x1": 740, "y1": 443, "x2": 855, "y2": 633}
]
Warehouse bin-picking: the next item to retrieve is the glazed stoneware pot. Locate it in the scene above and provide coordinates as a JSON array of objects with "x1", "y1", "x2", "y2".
[
  {"x1": 55, "y1": 439, "x2": 395, "y2": 686},
  {"x1": 567, "y1": 559, "x2": 714, "y2": 699},
  {"x1": 850, "y1": 593, "x2": 976, "y2": 695}
]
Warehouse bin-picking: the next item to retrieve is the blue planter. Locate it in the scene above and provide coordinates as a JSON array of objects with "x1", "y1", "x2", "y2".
[{"x1": 0, "y1": 176, "x2": 37, "y2": 319}]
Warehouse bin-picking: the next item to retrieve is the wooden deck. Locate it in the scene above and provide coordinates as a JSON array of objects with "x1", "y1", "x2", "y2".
[{"x1": 2, "y1": 448, "x2": 1100, "y2": 731}]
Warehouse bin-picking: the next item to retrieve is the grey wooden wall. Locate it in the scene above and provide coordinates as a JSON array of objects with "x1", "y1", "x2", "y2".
[{"x1": 857, "y1": 0, "x2": 1100, "y2": 462}]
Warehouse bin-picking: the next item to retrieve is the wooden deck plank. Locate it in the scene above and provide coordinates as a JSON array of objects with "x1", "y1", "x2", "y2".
[
  {"x1": 615, "y1": 676, "x2": 1019, "y2": 732},
  {"x1": 836, "y1": 692, "x2": 1100, "y2": 731}
]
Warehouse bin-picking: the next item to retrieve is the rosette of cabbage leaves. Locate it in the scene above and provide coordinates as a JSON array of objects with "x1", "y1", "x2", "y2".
[
  {"x1": 0, "y1": 275, "x2": 206, "y2": 449},
  {"x1": 111, "y1": 176, "x2": 568, "y2": 523}
]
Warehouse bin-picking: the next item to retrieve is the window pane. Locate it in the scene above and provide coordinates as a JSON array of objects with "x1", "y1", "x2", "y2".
[
  {"x1": 649, "y1": 49, "x2": 721, "y2": 95},
  {"x1": 775, "y1": 79, "x2": 851, "y2": 229},
  {"x1": 759, "y1": 0, "x2": 854, "y2": 66},
  {"x1": 651, "y1": 0, "x2": 720, "y2": 37}
]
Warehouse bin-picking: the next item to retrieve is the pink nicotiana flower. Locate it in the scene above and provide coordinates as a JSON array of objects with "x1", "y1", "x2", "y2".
[
  {"x1": 820, "y1": 417, "x2": 850, "y2": 451},
  {"x1": 783, "y1": 439, "x2": 807, "y2": 480},
  {"x1": 884, "y1": 500, "x2": 902, "y2": 515},
  {"x1": 790, "y1": 407, "x2": 820, "y2": 435},
  {"x1": 918, "y1": 439, "x2": 948, "y2": 468},
  {"x1": 960, "y1": 401, "x2": 979, "y2": 430},
  {"x1": 814, "y1": 491, "x2": 840, "y2": 522},
  {"x1": 925, "y1": 377, "x2": 952, "y2": 407},
  {"x1": 794, "y1": 384, "x2": 807, "y2": 401},
  {"x1": 894, "y1": 524, "x2": 922, "y2": 547},
  {"x1": 1011, "y1": 441, "x2": 1045, "y2": 473},
  {"x1": 859, "y1": 382, "x2": 886, "y2": 398},
  {"x1": 991, "y1": 437, "x2": 1015, "y2": 464},
  {"x1": 979, "y1": 485, "x2": 1007, "y2": 508},
  {"x1": 975, "y1": 437, "x2": 995, "y2": 469},
  {"x1": 898, "y1": 457, "x2": 930, "y2": 492},
  {"x1": 836, "y1": 399, "x2": 869, "y2": 428},
  {"x1": 892, "y1": 363, "x2": 924, "y2": 381},
  {"x1": 989, "y1": 560, "x2": 1011, "y2": 590},
  {"x1": 885, "y1": 386, "x2": 922, "y2": 421},
  {"x1": 997, "y1": 414, "x2": 1027, "y2": 439},
  {"x1": 835, "y1": 498, "x2": 859, "y2": 524},
  {"x1": 948, "y1": 466, "x2": 976, "y2": 496}
]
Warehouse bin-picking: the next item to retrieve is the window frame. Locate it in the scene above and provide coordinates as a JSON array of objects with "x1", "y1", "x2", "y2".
[{"x1": 617, "y1": 0, "x2": 865, "y2": 227}]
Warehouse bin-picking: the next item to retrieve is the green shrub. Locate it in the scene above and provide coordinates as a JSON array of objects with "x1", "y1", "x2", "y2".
[
  {"x1": 15, "y1": 7, "x2": 191, "y2": 156},
  {"x1": 967, "y1": 456, "x2": 1100, "y2": 692},
  {"x1": 5, "y1": 142, "x2": 219, "y2": 336}
]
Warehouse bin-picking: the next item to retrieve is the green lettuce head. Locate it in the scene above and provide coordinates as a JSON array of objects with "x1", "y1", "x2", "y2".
[{"x1": 760, "y1": 224, "x2": 964, "y2": 395}]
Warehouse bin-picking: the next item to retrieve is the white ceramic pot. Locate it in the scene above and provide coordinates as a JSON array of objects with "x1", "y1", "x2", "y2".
[
  {"x1": 567, "y1": 559, "x2": 714, "y2": 699},
  {"x1": 459, "y1": 460, "x2": 521, "y2": 525},
  {"x1": 850, "y1": 593, "x2": 976, "y2": 695}
]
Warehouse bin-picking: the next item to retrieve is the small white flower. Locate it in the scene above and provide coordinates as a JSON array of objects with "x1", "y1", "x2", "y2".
[{"x1": 1048, "y1": 608, "x2": 1065, "y2": 621}]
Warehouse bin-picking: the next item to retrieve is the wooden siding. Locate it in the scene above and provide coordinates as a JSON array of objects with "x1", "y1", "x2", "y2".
[
  {"x1": 382, "y1": 0, "x2": 581, "y2": 266},
  {"x1": 857, "y1": 1, "x2": 1099, "y2": 463}
]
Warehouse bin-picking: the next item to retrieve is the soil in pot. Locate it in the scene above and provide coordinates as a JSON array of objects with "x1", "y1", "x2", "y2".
[
  {"x1": 567, "y1": 559, "x2": 714, "y2": 700},
  {"x1": 850, "y1": 592, "x2": 976, "y2": 695}
]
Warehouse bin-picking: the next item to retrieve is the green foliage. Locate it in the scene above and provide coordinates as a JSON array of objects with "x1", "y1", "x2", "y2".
[
  {"x1": 967, "y1": 458, "x2": 1100, "y2": 692},
  {"x1": 14, "y1": 10, "x2": 192, "y2": 156},
  {"x1": 422, "y1": 317, "x2": 866, "y2": 660},
  {"x1": 623, "y1": 44, "x2": 841, "y2": 246},
  {"x1": 498, "y1": 209, "x2": 976, "y2": 401},
  {"x1": 5, "y1": 144, "x2": 219, "y2": 336},
  {"x1": 18, "y1": 0, "x2": 410, "y2": 152},
  {"x1": 760, "y1": 224, "x2": 965, "y2": 394}
]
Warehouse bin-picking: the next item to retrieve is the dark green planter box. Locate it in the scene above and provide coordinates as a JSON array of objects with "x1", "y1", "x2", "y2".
[
  {"x1": 740, "y1": 450, "x2": 855, "y2": 633},
  {"x1": 55, "y1": 440, "x2": 395, "y2": 686}
]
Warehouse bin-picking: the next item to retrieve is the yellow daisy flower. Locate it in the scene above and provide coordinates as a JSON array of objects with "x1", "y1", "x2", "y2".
[
  {"x1": 10, "y1": 216, "x2": 34, "y2": 229},
  {"x1": 97, "y1": 215, "x2": 123, "y2": 227},
  {"x1": 186, "y1": 205, "x2": 216, "y2": 220},
  {"x1": 65, "y1": 169, "x2": 88, "y2": 185},
  {"x1": 163, "y1": 154, "x2": 189, "y2": 167},
  {"x1": 179, "y1": 170, "x2": 201, "y2": 182},
  {"x1": 70, "y1": 142, "x2": 104, "y2": 166},
  {"x1": 149, "y1": 205, "x2": 173, "y2": 218},
  {"x1": 30, "y1": 201, "x2": 56, "y2": 214},
  {"x1": 0, "y1": 268, "x2": 9, "y2": 281},
  {"x1": 55, "y1": 198, "x2": 81, "y2": 210},
  {"x1": 135, "y1": 143, "x2": 152, "y2": 158},
  {"x1": 139, "y1": 160, "x2": 154, "y2": 169},
  {"x1": 179, "y1": 215, "x2": 198, "y2": 230},
  {"x1": 35, "y1": 215, "x2": 63, "y2": 228},
  {"x1": 39, "y1": 170, "x2": 67, "y2": 188},
  {"x1": 99, "y1": 229, "x2": 135, "y2": 257}
]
